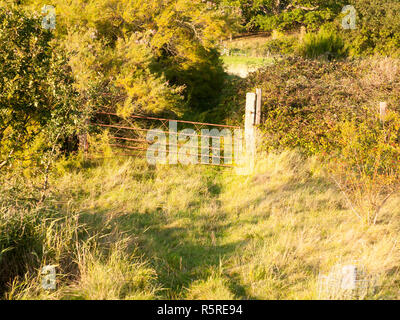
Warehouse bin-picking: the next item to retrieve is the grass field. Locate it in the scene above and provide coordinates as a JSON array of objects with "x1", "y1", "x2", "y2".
[
  {"x1": 3, "y1": 151, "x2": 399, "y2": 299},
  {"x1": 221, "y1": 34, "x2": 286, "y2": 76},
  {"x1": 222, "y1": 56, "x2": 274, "y2": 77},
  {"x1": 222, "y1": 56, "x2": 273, "y2": 67}
]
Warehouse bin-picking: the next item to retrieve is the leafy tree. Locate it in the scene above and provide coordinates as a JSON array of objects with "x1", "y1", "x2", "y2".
[
  {"x1": 345, "y1": 0, "x2": 400, "y2": 57},
  {"x1": 23, "y1": 0, "x2": 236, "y2": 116},
  {"x1": 219, "y1": 0, "x2": 347, "y2": 32},
  {"x1": 0, "y1": 4, "x2": 80, "y2": 169}
]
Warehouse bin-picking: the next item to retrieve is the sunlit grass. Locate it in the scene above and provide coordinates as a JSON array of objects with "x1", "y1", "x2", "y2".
[
  {"x1": 2, "y1": 151, "x2": 400, "y2": 299},
  {"x1": 222, "y1": 56, "x2": 274, "y2": 77}
]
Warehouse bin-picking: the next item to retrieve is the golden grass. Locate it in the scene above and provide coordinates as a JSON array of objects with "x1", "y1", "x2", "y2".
[{"x1": 2, "y1": 150, "x2": 400, "y2": 299}]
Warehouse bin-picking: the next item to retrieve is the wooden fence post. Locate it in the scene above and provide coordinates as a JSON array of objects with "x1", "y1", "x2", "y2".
[
  {"x1": 245, "y1": 92, "x2": 256, "y2": 133},
  {"x1": 237, "y1": 89, "x2": 262, "y2": 175},
  {"x1": 255, "y1": 88, "x2": 262, "y2": 126},
  {"x1": 241, "y1": 92, "x2": 256, "y2": 174}
]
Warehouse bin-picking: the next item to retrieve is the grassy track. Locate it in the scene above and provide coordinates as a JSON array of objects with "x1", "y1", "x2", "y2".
[{"x1": 4, "y1": 151, "x2": 399, "y2": 299}]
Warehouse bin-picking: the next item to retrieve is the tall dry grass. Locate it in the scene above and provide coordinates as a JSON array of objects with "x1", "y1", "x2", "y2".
[{"x1": 1, "y1": 151, "x2": 399, "y2": 299}]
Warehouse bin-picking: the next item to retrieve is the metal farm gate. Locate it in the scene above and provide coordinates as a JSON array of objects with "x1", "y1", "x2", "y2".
[
  {"x1": 90, "y1": 112, "x2": 241, "y2": 167},
  {"x1": 87, "y1": 90, "x2": 262, "y2": 170}
]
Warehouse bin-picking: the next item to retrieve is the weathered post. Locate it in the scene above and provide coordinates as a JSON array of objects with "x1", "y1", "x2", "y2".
[
  {"x1": 245, "y1": 92, "x2": 256, "y2": 133},
  {"x1": 244, "y1": 92, "x2": 256, "y2": 174},
  {"x1": 255, "y1": 88, "x2": 262, "y2": 125},
  {"x1": 236, "y1": 90, "x2": 262, "y2": 175}
]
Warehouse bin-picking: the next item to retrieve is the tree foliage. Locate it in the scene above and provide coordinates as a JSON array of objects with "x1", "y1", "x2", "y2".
[
  {"x1": 0, "y1": 4, "x2": 79, "y2": 168},
  {"x1": 345, "y1": 0, "x2": 400, "y2": 57},
  {"x1": 22, "y1": 0, "x2": 236, "y2": 116},
  {"x1": 219, "y1": 0, "x2": 346, "y2": 31}
]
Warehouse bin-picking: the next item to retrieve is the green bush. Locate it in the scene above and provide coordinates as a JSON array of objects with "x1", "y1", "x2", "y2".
[
  {"x1": 263, "y1": 36, "x2": 297, "y2": 56},
  {"x1": 243, "y1": 56, "x2": 400, "y2": 155},
  {"x1": 328, "y1": 109, "x2": 400, "y2": 224},
  {"x1": 298, "y1": 28, "x2": 347, "y2": 59},
  {"x1": 245, "y1": 55, "x2": 400, "y2": 224},
  {"x1": 0, "y1": 5, "x2": 80, "y2": 170},
  {"x1": 254, "y1": 3, "x2": 344, "y2": 32},
  {"x1": 344, "y1": 0, "x2": 400, "y2": 57},
  {"x1": 228, "y1": 0, "x2": 400, "y2": 58}
]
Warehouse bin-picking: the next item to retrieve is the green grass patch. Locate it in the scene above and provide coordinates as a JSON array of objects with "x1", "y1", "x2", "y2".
[
  {"x1": 222, "y1": 56, "x2": 274, "y2": 69},
  {"x1": 2, "y1": 152, "x2": 400, "y2": 299}
]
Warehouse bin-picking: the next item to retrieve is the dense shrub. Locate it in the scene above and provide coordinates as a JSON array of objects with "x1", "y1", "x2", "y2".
[
  {"x1": 328, "y1": 111, "x2": 400, "y2": 224},
  {"x1": 221, "y1": 0, "x2": 346, "y2": 32},
  {"x1": 244, "y1": 57, "x2": 400, "y2": 155},
  {"x1": 263, "y1": 35, "x2": 297, "y2": 56},
  {"x1": 244, "y1": 56, "x2": 400, "y2": 223},
  {"x1": 229, "y1": 0, "x2": 400, "y2": 58},
  {"x1": 256, "y1": 6, "x2": 338, "y2": 33},
  {"x1": 298, "y1": 27, "x2": 347, "y2": 59},
  {"x1": 345, "y1": 0, "x2": 400, "y2": 57},
  {"x1": 21, "y1": 0, "x2": 233, "y2": 116},
  {"x1": 0, "y1": 5, "x2": 80, "y2": 170}
]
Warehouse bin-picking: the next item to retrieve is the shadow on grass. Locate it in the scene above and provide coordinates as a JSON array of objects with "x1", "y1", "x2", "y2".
[
  {"x1": 229, "y1": 175, "x2": 336, "y2": 217},
  {"x1": 110, "y1": 203, "x2": 251, "y2": 298},
  {"x1": 75, "y1": 165, "x2": 330, "y2": 299},
  {"x1": 78, "y1": 167, "x2": 251, "y2": 299}
]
